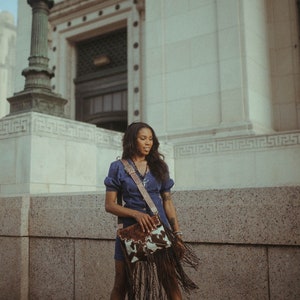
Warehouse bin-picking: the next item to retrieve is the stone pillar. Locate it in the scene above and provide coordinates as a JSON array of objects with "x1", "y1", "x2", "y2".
[
  {"x1": 7, "y1": 0, "x2": 67, "y2": 118},
  {"x1": 23, "y1": 0, "x2": 54, "y2": 92}
]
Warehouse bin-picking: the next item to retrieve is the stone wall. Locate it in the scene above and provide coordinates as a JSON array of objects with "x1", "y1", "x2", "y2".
[
  {"x1": 0, "y1": 112, "x2": 174, "y2": 196},
  {"x1": 1, "y1": 112, "x2": 300, "y2": 196},
  {"x1": 0, "y1": 187, "x2": 299, "y2": 299}
]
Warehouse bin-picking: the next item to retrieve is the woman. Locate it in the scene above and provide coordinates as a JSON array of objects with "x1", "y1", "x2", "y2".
[{"x1": 104, "y1": 122, "x2": 197, "y2": 300}]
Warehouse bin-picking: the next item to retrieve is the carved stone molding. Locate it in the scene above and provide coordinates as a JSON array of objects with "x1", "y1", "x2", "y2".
[
  {"x1": 0, "y1": 115, "x2": 29, "y2": 137},
  {"x1": 2, "y1": 113, "x2": 300, "y2": 156},
  {"x1": 174, "y1": 132, "x2": 300, "y2": 157},
  {"x1": 0, "y1": 112, "x2": 122, "y2": 148}
]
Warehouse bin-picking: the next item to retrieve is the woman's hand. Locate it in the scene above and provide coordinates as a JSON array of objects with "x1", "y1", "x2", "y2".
[
  {"x1": 105, "y1": 191, "x2": 156, "y2": 233},
  {"x1": 174, "y1": 236, "x2": 185, "y2": 259},
  {"x1": 133, "y1": 211, "x2": 157, "y2": 233}
]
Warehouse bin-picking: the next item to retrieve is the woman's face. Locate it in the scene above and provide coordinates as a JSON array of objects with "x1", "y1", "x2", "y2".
[{"x1": 136, "y1": 127, "x2": 153, "y2": 157}]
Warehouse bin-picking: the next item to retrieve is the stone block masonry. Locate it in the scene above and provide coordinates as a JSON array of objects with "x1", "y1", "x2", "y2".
[{"x1": 0, "y1": 187, "x2": 299, "y2": 299}]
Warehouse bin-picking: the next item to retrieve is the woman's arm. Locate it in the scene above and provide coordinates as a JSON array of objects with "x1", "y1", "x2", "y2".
[
  {"x1": 105, "y1": 190, "x2": 156, "y2": 232},
  {"x1": 161, "y1": 191, "x2": 182, "y2": 237}
]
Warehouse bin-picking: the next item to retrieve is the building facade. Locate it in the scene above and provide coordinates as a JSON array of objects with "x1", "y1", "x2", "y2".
[
  {"x1": 0, "y1": 11, "x2": 16, "y2": 119},
  {"x1": 0, "y1": 0, "x2": 299, "y2": 299}
]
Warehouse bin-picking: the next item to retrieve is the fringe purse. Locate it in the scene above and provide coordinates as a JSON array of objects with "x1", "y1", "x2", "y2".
[
  {"x1": 117, "y1": 159, "x2": 199, "y2": 299},
  {"x1": 117, "y1": 213, "x2": 172, "y2": 263}
]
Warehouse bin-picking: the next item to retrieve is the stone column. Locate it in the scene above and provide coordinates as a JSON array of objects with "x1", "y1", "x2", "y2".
[
  {"x1": 23, "y1": 0, "x2": 54, "y2": 92},
  {"x1": 7, "y1": 0, "x2": 67, "y2": 118}
]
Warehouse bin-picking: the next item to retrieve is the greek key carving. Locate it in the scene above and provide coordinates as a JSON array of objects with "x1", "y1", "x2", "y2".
[
  {"x1": 95, "y1": 130, "x2": 122, "y2": 147},
  {"x1": 175, "y1": 132, "x2": 300, "y2": 157},
  {"x1": 0, "y1": 113, "x2": 122, "y2": 147},
  {"x1": 0, "y1": 116, "x2": 29, "y2": 137},
  {"x1": 2, "y1": 114, "x2": 300, "y2": 155}
]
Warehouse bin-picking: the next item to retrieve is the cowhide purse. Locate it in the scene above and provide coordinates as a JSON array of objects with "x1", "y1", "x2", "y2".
[
  {"x1": 118, "y1": 214, "x2": 171, "y2": 263},
  {"x1": 117, "y1": 159, "x2": 172, "y2": 263}
]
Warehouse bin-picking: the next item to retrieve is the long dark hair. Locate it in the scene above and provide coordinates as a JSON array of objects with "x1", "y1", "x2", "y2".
[{"x1": 122, "y1": 122, "x2": 169, "y2": 182}]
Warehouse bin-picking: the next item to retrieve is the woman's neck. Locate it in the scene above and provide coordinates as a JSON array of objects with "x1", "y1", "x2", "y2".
[{"x1": 132, "y1": 155, "x2": 146, "y2": 162}]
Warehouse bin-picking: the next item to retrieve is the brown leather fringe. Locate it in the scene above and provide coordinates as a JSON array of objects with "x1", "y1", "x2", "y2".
[{"x1": 121, "y1": 226, "x2": 199, "y2": 299}]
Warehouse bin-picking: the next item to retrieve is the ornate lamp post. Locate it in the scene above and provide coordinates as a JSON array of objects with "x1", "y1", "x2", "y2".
[{"x1": 7, "y1": 0, "x2": 67, "y2": 117}]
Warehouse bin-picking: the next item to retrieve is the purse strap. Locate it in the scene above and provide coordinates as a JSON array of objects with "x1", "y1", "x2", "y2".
[{"x1": 121, "y1": 159, "x2": 158, "y2": 215}]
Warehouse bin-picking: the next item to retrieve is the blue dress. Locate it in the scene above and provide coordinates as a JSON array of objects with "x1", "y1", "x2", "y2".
[{"x1": 104, "y1": 159, "x2": 174, "y2": 261}]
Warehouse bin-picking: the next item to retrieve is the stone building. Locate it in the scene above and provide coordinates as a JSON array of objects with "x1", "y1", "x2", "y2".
[
  {"x1": 0, "y1": 11, "x2": 16, "y2": 119},
  {"x1": 0, "y1": 0, "x2": 299, "y2": 299}
]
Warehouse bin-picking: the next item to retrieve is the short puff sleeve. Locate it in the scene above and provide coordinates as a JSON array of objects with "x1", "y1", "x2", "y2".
[
  {"x1": 160, "y1": 176, "x2": 174, "y2": 193},
  {"x1": 104, "y1": 161, "x2": 123, "y2": 192}
]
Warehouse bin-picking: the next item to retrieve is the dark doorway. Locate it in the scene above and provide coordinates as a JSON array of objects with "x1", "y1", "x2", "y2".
[{"x1": 75, "y1": 28, "x2": 128, "y2": 132}]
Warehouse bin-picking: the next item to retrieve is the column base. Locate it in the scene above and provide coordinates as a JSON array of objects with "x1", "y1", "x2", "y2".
[{"x1": 7, "y1": 90, "x2": 67, "y2": 118}]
